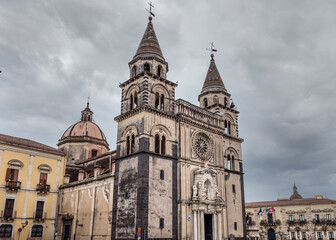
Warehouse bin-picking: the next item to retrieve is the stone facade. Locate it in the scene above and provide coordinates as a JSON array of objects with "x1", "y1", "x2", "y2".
[
  {"x1": 56, "y1": 16, "x2": 246, "y2": 240},
  {"x1": 245, "y1": 185, "x2": 336, "y2": 240}
]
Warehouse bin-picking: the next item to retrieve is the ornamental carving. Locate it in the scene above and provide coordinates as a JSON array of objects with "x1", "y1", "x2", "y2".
[
  {"x1": 192, "y1": 132, "x2": 213, "y2": 161},
  {"x1": 191, "y1": 168, "x2": 224, "y2": 204}
]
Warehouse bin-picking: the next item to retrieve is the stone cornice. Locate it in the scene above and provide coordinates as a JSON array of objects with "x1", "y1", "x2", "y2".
[
  {"x1": 114, "y1": 105, "x2": 177, "y2": 122},
  {"x1": 119, "y1": 71, "x2": 177, "y2": 88},
  {"x1": 177, "y1": 113, "x2": 244, "y2": 143}
]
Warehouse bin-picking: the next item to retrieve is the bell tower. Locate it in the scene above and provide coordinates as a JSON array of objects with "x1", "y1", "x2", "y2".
[{"x1": 112, "y1": 14, "x2": 178, "y2": 240}]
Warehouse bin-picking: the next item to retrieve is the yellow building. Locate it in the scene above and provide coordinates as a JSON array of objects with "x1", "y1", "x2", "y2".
[
  {"x1": 0, "y1": 134, "x2": 66, "y2": 240},
  {"x1": 246, "y1": 185, "x2": 336, "y2": 240}
]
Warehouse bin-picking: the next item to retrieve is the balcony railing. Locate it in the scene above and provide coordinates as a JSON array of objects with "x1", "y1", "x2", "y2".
[
  {"x1": 36, "y1": 183, "x2": 50, "y2": 193},
  {"x1": 1, "y1": 210, "x2": 17, "y2": 220},
  {"x1": 5, "y1": 180, "x2": 21, "y2": 190},
  {"x1": 34, "y1": 211, "x2": 46, "y2": 221},
  {"x1": 260, "y1": 219, "x2": 281, "y2": 226}
]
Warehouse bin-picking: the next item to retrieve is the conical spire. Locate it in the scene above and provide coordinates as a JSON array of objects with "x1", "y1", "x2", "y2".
[
  {"x1": 201, "y1": 54, "x2": 226, "y2": 92},
  {"x1": 133, "y1": 17, "x2": 164, "y2": 60}
]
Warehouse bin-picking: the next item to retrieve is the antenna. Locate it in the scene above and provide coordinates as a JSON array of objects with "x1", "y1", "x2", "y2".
[
  {"x1": 146, "y1": 2, "x2": 155, "y2": 18},
  {"x1": 206, "y1": 42, "x2": 218, "y2": 56}
]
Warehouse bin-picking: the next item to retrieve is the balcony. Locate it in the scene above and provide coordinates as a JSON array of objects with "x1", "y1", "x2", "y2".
[
  {"x1": 0, "y1": 210, "x2": 16, "y2": 220},
  {"x1": 299, "y1": 219, "x2": 307, "y2": 225},
  {"x1": 36, "y1": 183, "x2": 50, "y2": 193},
  {"x1": 260, "y1": 219, "x2": 281, "y2": 226},
  {"x1": 5, "y1": 180, "x2": 21, "y2": 191},
  {"x1": 287, "y1": 220, "x2": 296, "y2": 225},
  {"x1": 313, "y1": 219, "x2": 322, "y2": 225},
  {"x1": 34, "y1": 211, "x2": 46, "y2": 221}
]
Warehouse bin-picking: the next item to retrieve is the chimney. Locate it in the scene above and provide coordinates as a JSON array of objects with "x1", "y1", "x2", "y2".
[
  {"x1": 78, "y1": 170, "x2": 85, "y2": 181},
  {"x1": 94, "y1": 165, "x2": 101, "y2": 177},
  {"x1": 64, "y1": 174, "x2": 70, "y2": 184}
]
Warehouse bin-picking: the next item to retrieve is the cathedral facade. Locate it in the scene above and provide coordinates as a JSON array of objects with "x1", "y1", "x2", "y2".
[{"x1": 56, "y1": 16, "x2": 246, "y2": 240}]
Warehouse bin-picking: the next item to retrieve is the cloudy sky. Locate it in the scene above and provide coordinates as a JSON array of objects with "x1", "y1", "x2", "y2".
[{"x1": 1, "y1": 1, "x2": 335, "y2": 202}]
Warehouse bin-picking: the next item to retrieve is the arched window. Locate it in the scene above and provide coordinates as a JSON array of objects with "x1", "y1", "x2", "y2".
[
  {"x1": 126, "y1": 136, "x2": 130, "y2": 155},
  {"x1": 134, "y1": 92, "x2": 138, "y2": 108},
  {"x1": 155, "y1": 134, "x2": 160, "y2": 154},
  {"x1": 155, "y1": 92, "x2": 160, "y2": 109},
  {"x1": 0, "y1": 224, "x2": 12, "y2": 238},
  {"x1": 213, "y1": 95, "x2": 219, "y2": 104},
  {"x1": 131, "y1": 134, "x2": 135, "y2": 154},
  {"x1": 160, "y1": 94, "x2": 164, "y2": 110},
  {"x1": 204, "y1": 98, "x2": 208, "y2": 108},
  {"x1": 130, "y1": 94, "x2": 134, "y2": 110},
  {"x1": 144, "y1": 63, "x2": 150, "y2": 72},
  {"x1": 157, "y1": 65, "x2": 162, "y2": 77},
  {"x1": 227, "y1": 154, "x2": 231, "y2": 169},
  {"x1": 228, "y1": 121, "x2": 231, "y2": 135},
  {"x1": 231, "y1": 155, "x2": 235, "y2": 170},
  {"x1": 224, "y1": 120, "x2": 228, "y2": 134},
  {"x1": 129, "y1": 92, "x2": 138, "y2": 111},
  {"x1": 161, "y1": 135, "x2": 166, "y2": 155},
  {"x1": 224, "y1": 97, "x2": 228, "y2": 106},
  {"x1": 154, "y1": 92, "x2": 165, "y2": 110},
  {"x1": 31, "y1": 225, "x2": 43, "y2": 237},
  {"x1": 132, "y1": 66, "x2": 137, "y2": 77},
  {"x1": 154, "y1": 134, "x2": 166, "y2": 155}
]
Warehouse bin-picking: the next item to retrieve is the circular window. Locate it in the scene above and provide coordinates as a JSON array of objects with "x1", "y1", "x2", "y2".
[{"x1": 192, "y1": 132, "x2": 213, "y2": 161}]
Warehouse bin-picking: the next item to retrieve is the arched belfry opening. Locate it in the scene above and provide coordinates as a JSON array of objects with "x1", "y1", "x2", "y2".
[{"x1": 144, "y1": 63, "x2": 150, "y2": 72}]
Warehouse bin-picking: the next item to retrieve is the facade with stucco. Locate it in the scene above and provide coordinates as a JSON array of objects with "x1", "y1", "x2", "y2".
[{"x1": 245, "y1": 185, "x2": 336, "y2": 240}]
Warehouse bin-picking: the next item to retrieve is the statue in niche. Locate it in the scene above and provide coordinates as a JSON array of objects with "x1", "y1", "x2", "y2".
[
  {"x1": 192, "y1": 184, "x2": 198, "y2": 199},
  {"x1": 199, "y1": 182, "x2": 207, "y2": 201},
  {"x1": 207, "y1": 188, "x2": 211, "y2": 200}
]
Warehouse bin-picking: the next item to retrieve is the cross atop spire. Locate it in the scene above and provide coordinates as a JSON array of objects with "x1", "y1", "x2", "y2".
[{"x1": 146, "y1": 2, "x2": 155, "y2": 21}]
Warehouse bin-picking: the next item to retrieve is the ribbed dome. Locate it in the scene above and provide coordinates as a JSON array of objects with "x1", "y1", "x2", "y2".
[
  {"x1": 61, "y1": 121, "x2": 107, "y2": 141},
  {"x1": 58, "y1": 102, "x2": 109, "y2": 149}
]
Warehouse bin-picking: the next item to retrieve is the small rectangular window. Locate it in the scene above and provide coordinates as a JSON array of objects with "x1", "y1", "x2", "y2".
[
  {"x1": 299, "y1": 215, "x2": 305, "y2": 221},
  {"x1": 160, "y1": 218, "x2": 164, "y2": 229},
  {"x1": 234, "y1": 222, "x2": 237, "y2": 230},
  {"x1": 329, "y1": 232, "x2": 334, "y2": 240},
  {"x1": 39, "y1": 173, "x2": 48, "y2": 185},
  {"x1": 302, "y1": 232, "x2": 307, "y2": 240},
  {"x1": 232, "y1": 184, "x2": 236, "y2": 193},
  {"x1": 317, "y1": 232, "x2": 323, "y2": 240},
  {"x1": 160, "y1": 170, "x2": 164, "y2": 180},
  {"x1": 35, "y1": 201, "x2": 44, "y2": 219},
  {"x1": 4, "y1": 199, "x2": 14, "y2": 218},
  {"x1": 91, "y1": 149, "x2": 98, "y2": 157},
  {"x1": 289, "y1": 215, "x2": 294, "y2": 221},
  {"x1": 291, "y1": 232, "x2": 296, "y2": 240},
  {"x1": 326, "y1": 214, "x2": 331, "y2": 220},
  {"x1": 315, "y1": 214, "x2": 320, "y2": 221}
]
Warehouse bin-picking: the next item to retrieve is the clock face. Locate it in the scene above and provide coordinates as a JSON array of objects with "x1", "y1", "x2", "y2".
[{"x1": 192, "y1": 132, "x2": 213, "y2": 161}]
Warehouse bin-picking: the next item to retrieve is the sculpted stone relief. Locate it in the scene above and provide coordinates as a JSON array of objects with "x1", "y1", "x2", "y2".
[{"x1": 192, "y1": 168, "x2": 223, "y2": 203}]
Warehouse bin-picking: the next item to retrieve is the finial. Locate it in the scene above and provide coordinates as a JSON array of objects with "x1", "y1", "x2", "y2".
[
  {"x1": 206, "y1": 42, "x2": 217, "y2": 59},
  {"x1": 87, "y1": 96, "x2": 90, "y2": 108},
  {"x1": 146, "y1": 2, "x2": 155, "y2": 21}
]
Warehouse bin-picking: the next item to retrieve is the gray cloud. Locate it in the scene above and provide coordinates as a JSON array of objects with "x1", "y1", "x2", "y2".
[{"x1": 1, "y1": 0, "x2": 335, "y2": 202}]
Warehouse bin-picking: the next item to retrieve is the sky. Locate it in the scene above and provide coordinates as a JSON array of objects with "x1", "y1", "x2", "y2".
[{"x1": 0, "y1": 0, "x2": 335, "y2": 202}]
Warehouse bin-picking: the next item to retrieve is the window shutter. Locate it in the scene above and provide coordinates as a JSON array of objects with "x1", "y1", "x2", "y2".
[
  {"x1": 13, "y1": 169, "x2": 19, "y2": 181},
  {"x1": 5, "y1": 168, "x2": 11, "y2": 181}
]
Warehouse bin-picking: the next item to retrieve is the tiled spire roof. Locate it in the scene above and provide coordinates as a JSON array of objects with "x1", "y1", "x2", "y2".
[
  {"x1": 202, "y1": 54, "x2": 226, "y2": 91},
  {"x1": 134, "y1": 17, "x2": 164, "y2": 60}
]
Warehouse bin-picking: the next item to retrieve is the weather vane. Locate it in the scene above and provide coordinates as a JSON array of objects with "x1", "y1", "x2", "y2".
[
  {"x1": 146, "y1": 2, "x2": 155, "y2": 18},
  {"x1": 206, "y1": 42, "x2": 217, "y2": 55}
]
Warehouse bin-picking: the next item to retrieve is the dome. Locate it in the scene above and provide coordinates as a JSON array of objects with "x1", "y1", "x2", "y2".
[
  {"x1": 61, "y1": 121, "x2": 107, "y2": 142},
  {"x1": 57, "y1": 102, "x2": 109, "y2": 149}
]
